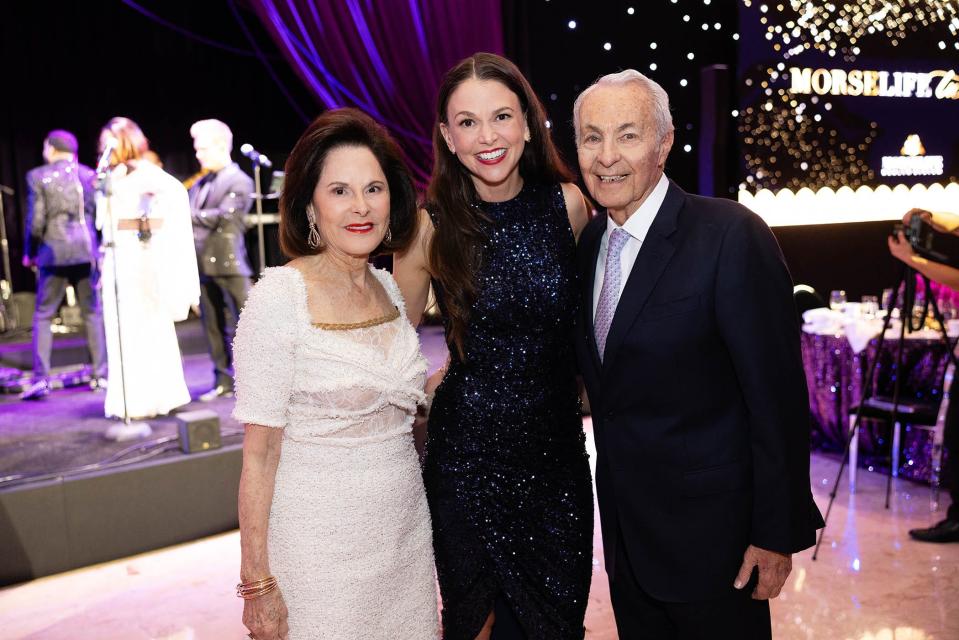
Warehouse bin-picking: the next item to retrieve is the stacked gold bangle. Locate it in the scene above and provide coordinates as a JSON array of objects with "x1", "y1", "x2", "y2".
[{"x1": 236, "y1": 576, "x2": 278, "y2": 599}]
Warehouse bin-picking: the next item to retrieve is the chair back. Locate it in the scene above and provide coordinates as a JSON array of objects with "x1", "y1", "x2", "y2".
[{"x1": 794, "y1": 284, "x2": 826, "y2": 319}]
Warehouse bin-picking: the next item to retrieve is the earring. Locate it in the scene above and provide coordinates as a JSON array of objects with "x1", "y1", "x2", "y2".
[
  {"x1": 384, "y1": 225, "x2": 393, "y2": 244},
  {"x1": 306, "y1": 204, "x2": 322, "y2": 249}
]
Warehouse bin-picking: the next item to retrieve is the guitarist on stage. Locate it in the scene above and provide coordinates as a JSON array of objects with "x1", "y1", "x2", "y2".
[{"x1": 188, "y1": 119, "x2": 254, "y2": 402}]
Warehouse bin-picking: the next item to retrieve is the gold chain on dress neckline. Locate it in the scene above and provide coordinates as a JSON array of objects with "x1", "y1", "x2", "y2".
[{"x1": 312, "y1": 306, "x2": 401, "y2": 331}]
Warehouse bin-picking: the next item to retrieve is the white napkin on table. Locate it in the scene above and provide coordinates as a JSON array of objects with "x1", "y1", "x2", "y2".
[
  {"x1": 844, "y1": 318, "x2": 885, "y2": 353},
  {"x1": 802, "y1": 308, "x2": 843, "y2": 335},
  {"x1": 801, "y1": 308, "x2": 884, "y2": 353}
]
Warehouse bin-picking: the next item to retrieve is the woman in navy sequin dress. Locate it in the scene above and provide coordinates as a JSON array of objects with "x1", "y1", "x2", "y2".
[{"x1": 395, "y1": 53, "x2": 593, "y2": 640}]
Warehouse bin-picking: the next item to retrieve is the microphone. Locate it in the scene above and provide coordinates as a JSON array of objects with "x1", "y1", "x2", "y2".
[
  {"x1": 96, "y1": 138, "x2": 117, "y2": 174},
  {"x1": 240, "y1": 143, "x2": 272, "y2": 168}
]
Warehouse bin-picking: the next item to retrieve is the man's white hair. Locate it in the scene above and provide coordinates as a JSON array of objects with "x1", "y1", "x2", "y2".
[
  {"x1": 573, "y1": 69, "x2": 674, "y2": 143},
  {"x1": 190, "y1": 119, "x2": 233, "y2": 152}
]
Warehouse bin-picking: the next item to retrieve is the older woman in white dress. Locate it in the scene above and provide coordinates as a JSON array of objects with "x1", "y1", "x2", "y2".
[{"x1": 234, "y1": 108, "x2": 438, "y2": 640}]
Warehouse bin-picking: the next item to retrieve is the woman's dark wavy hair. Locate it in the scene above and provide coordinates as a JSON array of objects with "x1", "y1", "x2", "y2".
[
  {"x1": 279, "y1": 107, "x2": 418, "y2": 259},
  {"x1": 428, "y1": 52, "x2": 573, "y2": 358}
]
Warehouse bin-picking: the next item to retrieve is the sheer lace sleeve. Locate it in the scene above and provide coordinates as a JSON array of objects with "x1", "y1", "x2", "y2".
[{"x1": 232, "y1": 268, "x2": 300, "y2": 428}]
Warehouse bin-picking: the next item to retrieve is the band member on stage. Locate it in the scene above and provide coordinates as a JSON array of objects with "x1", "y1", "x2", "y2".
[
  {"x1": 21, "y1": 130, "x2": 107, "y2": 400},
  {"x1": 188, "y1": 119, "x2": 255, "y2": 402},
  {"x1": 96, "y1": 117, "x2": 199, "y2": 423}
]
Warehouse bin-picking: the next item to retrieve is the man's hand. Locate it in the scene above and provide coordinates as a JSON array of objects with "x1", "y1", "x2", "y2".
[
  {"x1": 21, "y1": 256, "x2": 35, "y2": 269},
  {"x1": 733, "y1": 545, "x2": 792, "y2": 600}
]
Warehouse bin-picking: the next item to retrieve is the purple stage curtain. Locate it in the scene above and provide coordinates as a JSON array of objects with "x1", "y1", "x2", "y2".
[{"x1": 249, "y1": 0, "x2": 504, "y2": 185}]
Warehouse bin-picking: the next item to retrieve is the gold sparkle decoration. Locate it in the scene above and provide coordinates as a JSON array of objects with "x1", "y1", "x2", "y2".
[
  {"x1": 743, "y1": 0, "x2": 959, "y2": 60},
  {"x1": 739, "y1": 66, "x2": 877, "y2": 193}
]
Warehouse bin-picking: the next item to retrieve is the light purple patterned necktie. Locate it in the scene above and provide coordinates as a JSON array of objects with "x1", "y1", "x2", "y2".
[{"x1": 595, "y1": 228, "x2": 630, "y2": 362}]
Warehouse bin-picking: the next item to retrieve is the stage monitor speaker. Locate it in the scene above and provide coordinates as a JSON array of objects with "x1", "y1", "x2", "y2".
[{"x1": 176, "y1": 410, "x2": 222, "y2": 454}]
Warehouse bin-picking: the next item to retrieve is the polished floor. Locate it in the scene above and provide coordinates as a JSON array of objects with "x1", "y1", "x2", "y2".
[{"x1": 2, "y1": 420, "x2": 957, "y2": 639}]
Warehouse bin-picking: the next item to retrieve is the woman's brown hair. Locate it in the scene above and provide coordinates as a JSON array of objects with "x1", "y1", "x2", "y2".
[
  {"x1": 428, "y1": 52, "x2": 573, "y2": 358},
  {"x1": 280, "y1": 107, "x2": 418, "y2": 259},
  {"x1": 99, "y1": 117, "x2": 149, "y2": 166}
]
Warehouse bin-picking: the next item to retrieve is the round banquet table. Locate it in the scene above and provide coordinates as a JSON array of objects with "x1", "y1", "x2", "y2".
[{"x1": 801, "y1": 331, "x2": 951, "y2": 482}]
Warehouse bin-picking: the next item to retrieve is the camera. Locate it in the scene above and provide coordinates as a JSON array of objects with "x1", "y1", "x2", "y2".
[{"x1": 893, "y1": 215, "x2": 959, "y2": 269}]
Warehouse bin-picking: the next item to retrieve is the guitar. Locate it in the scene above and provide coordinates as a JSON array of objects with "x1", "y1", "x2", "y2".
[{"x1": 182, "y1": 168, "x2": 211, "y2": 190}]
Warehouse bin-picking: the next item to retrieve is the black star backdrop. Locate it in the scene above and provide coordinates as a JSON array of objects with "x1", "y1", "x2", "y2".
[{"x1": 506, "y1": 0, "x2": 740, "y2": 196}]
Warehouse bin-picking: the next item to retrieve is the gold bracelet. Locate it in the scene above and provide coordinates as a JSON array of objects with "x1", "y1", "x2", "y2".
[
  {"x1": 238, "y1": 582, "x2": 277, "y2": 600},
  {"x1": 236, "y1": 576, "x2": 278, "y2": 599},
  {"x1": 237, "y1": 583, "x2": 277, "y2": 599},
  {"x1": 237, "y1": 581, "x2": 274, "y2": 594},
  {"x1": 238, "y1": 576, "x2": 274, "y2": 589}
]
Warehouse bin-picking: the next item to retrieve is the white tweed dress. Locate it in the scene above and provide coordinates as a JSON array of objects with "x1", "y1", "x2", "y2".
[{"x1": 233, "y1": 265, "x2": 438, "y2": 639}]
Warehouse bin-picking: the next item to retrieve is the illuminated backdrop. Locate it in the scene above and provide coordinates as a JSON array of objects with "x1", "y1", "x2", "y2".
[{"x1": 736, "y1": 1, "x2": 959, "y2": 225}]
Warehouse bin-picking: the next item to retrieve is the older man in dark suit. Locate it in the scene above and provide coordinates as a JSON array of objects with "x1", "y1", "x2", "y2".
[
  {"x1": 573, "y1": 70, "x2": 823, "y2": 639},
  {"x1": 189, "y1": 119, "x2": 254, "y2": 401}
]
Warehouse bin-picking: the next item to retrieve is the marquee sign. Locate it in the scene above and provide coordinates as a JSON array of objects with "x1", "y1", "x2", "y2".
[{"x1": 789, "y1": 67, "x2": 959, "y2": 100}]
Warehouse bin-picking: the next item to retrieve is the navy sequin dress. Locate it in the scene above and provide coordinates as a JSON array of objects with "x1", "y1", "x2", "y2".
[{"x1": 424, "y1": 182, "x2": 594, "y2": 639}]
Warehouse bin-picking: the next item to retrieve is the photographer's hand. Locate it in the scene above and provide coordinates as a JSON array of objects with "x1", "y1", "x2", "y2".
[
  {"x1": 889, "y1": 230, "x2": 959, "y2": 291},
  {"x1": 904, "y1": 208, "x2": 959, "y2": 235},
  {"x1": 888, "y1": 230, "x2": 917, "y2": 265}
]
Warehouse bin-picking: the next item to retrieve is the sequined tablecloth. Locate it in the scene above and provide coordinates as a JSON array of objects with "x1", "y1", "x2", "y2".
[{"x1": 801, "y1": 332, "x2": 950, "y2": 482}]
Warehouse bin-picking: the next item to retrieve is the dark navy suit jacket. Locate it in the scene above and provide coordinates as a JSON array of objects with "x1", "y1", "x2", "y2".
[
  {"x1": 575, "y1": 179, "x2": 824, "y2": 602},
  {"x1": 189, "y1": 162, "x2": 254, "y2": 277}
]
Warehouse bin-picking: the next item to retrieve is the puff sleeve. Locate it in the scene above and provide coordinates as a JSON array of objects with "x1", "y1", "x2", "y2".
[{"x1": 232, "y1": 268, "x2": 299, "y2": 427}]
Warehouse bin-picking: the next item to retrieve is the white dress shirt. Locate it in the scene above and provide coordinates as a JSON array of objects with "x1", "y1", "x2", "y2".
[{"x1": 592, "y1": 173, "x2": 670, "y2": 321}]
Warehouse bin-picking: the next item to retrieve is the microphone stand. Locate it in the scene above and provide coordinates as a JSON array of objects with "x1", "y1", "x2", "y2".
[
  {"x1": 241, "y1": 145, "x2": 271, "y2": 274},
  {"x1": 253, "y1": 162, "x2": 266, "y2": 274},
  {"x1": 0, "y1": 184, "x2": 14, "y2": 302},
  {"x1": 99, "y1": 166, "x2": 151, "y2": 441}
]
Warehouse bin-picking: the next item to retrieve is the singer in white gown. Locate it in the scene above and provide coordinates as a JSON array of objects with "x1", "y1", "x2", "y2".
[{"x1": 97, "y1": 156, "x2": 199, "y2": 419}]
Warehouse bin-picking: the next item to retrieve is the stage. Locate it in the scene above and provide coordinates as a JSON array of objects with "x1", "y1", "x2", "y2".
[
  {"x1": 0, "y1": 319, "x2": 449, "y2": 586},
  {"x1": 0, "y1": 319, "x2": 244, "y2": 585}
]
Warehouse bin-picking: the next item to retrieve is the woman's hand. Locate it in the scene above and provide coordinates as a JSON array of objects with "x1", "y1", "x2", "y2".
[
  {"x1": 888, "y1": 230, "x2": 917, "y2": 265},
  {"x1": 413, "y1": 359, "x2": 449, "y2": 459},
  {"x1": 904, "y1": 207, "x2": 959, "y2": 234},
  {"x1": 243, "y1": 588, "x2": 289, "y2": 640}
]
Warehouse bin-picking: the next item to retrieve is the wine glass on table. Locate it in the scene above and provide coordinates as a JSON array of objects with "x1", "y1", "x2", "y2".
[
  {"x1": 829, "y1": 289, "x2": 847, "y2": 312},
  {"x1": 881, "y1": 287, "x2": 896, "y2": 313}
]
